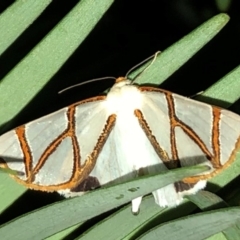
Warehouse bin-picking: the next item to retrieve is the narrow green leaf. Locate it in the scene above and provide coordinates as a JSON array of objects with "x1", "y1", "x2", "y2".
[
  {"x1": 222, "y1": 225, "x2": 240, "y2": 240},
  {"x1": 77, "y1": 196, "x2": 165, "y2": 240},
  {"x1": 187, "y1": 192, "x2": 240, "y2": 240},
  {"x1": 186, "y1": 191, "x2": 228, "y2": 210},
  {"x1": 138, "y1": 207, "x2": 240, "y2": 240},
  {"x1": 195, "y1": 65, "x2": 240, "y2": 107},
  {"x1": 76, "y1": 197, "x2": 198, "y2": 240},
  {"x1": 206, "y1": 233, "x2": 227, "y2": 240},
  {"x1": 46, "y1": 224, "x2": 82, "y2": 240},
  {"x1": 132, "y1": 13, "x2": 230, "y2": 85},
  {"x1": 76, "y1": 194, "x2": 230, "y2": 240},
  {"x1": 0, "y1": 0, "x2": 52, "y2": 56},
  {"x1": 0, "y1": 165, "x2": 207, "y2": 240}
]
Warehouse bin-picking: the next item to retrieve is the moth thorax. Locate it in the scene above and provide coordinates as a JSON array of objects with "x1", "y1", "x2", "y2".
[{"x1": 106, "y1": 83, "x2": 143, "y2": 114}]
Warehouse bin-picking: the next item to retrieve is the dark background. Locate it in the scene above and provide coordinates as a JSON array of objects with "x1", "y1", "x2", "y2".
[
  {"x1": 1, "y1": 0, "x2": 240, "y2": 127},
  {"x1": 0, "y1": 0, "x2": 239, "y2": 230}
]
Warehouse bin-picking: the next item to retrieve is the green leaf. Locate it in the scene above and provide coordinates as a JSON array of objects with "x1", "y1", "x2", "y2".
[
  {"x1": 137, "y1": 207, "x2": 240, "y2": 240},
  {"x1": 222, "y1": 225, "x2": 240, "y2": 240},
  {"x1": 75, "y1": 197, "x2": 198, "y2": 240},
  {"x1": 76, "y1": 196, "x2": 167, "y2": 240},
  {"x1": 0, "y1": 165, "x2": 207, "y2": 240},
  {"x1": 195, "y1": 65, "x2": 240, "y2": 108},
  {"x1": 186, "y1": 191, "x2": 228, "y2": 210},
  {"x1": 131, "y1": 13, "x2": 230, "y2": 85},
  {"x1": 77, "y1": 192, "x2": 228, "y2": 240},
  {"x1": 0, "y1": 0, "x2": 52, "y2": 56},
  {"x1": 186, "y1": 192, "x2": 240, "y2": 240}
]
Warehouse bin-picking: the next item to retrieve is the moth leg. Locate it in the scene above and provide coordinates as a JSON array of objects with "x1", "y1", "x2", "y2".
[{"x1": 131, "y1": 196, "x2": 143, "y2": 215}]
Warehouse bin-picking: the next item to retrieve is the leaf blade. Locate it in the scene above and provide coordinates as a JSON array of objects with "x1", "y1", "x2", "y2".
[
  {"x1": 132, "y1": 13, "x2": 230, "y2": 85},
  {"x1": 0, "y1": 0, "x2": 52, "y2": 56},
  {"x1": 0, "y1": 165, "x2": 207, "y2": 240},
  {"x1": 138, "y1": 207, "x2": 240, "y2": 240}
]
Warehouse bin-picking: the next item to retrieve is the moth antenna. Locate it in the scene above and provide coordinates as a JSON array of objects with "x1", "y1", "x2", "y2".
[
  {"x1": 58, "y1": 76, "x2": 116, "y2": 94},
  {"x1": 190, "y1": 90, "x2": 204, "y2": 98},
  {"x1": 125, "y1": 51, "x2": 161, "y2": 83}
]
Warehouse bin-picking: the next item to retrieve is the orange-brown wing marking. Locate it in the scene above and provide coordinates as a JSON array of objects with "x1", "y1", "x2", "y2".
[
  {"x1": 31, "y1": 105, "x2": 78, "y2": 179},
  {"x1": 12, "y1": 105, "x2": 79, "y2": 189},
  {"x1": 69, "y1": 113, "x2": 117, "y2": 190},
  {"x1": 134, "y1": 109, "x2": 180, "y2": 169},
  {"x1": 184, "y1": 110, "x2": 240, "y2": 183},
  {"x1": 211, "y1": 108, "x2": 221, "y2": 168},
  {"x1": 167, "y1": 92, "x2": 178, "y2": 161},
  {"x1": 140, "y1": 87, "x2": 236, "y2": 183},
  {"x1": 15, "y1": 126, "x2": 33, "y2": 180},
  {"x1": 12, "y1": 96, "x2": 116, "y2": 191},
  {"x1": 165, "y1": 92, "x2": 213, "y2": 161}
]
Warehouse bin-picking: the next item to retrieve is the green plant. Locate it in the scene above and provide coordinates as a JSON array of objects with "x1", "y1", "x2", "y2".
[{"x1": 0, "y1": 1, "x2": 240, "y2": 239}]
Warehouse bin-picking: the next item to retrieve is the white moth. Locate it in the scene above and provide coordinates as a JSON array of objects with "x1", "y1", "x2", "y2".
[{"x1": 0, "y1": 77, "x2": 240, "y2": 214}]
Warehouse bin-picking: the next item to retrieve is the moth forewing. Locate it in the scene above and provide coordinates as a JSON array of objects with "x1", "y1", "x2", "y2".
[
  {"x1": 139, "y1": 86, "x2": 240, "y2": 178},
  {"x1": 0, "y1": 96, "x2": 112, "y2": 191},
  {"x1": 0, "y1": 78, "x2": 240, "y2": 214}
]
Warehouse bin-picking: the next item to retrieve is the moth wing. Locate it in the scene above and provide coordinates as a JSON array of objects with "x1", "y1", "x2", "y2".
[
  {"x1": 80, "y1": 100, "x2": 165, "y2": 214},
  {"x1": 75, "y1": 85, "x2": 184, "y2": 213},
  {"x1": 0, "y1": 96, "x2": 115, "y2": 192},
  {"x1": 137, "y1": 87, "x2": 240, "y2": 206}
]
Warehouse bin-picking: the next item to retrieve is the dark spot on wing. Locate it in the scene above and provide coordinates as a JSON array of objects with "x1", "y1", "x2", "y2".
[
  {"x1": 71, "y1": 176, "x2": 101, "y2": 192},
  {"x1": 174, "y1": 181, "x2": 197, "y2": 192}
]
